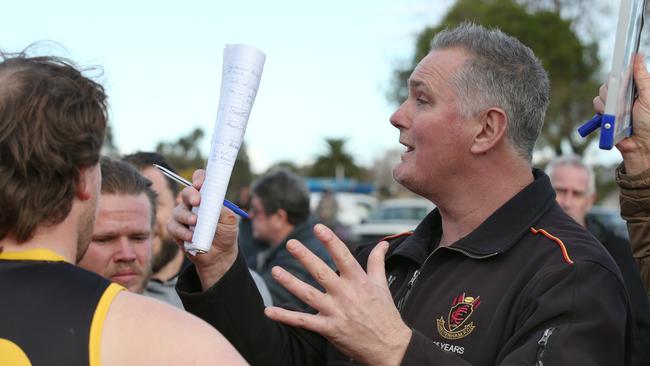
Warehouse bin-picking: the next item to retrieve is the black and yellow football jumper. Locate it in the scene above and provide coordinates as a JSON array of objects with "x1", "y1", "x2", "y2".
[{"x1": 0, "y1": 249, "x2": 123, "y2": 366}]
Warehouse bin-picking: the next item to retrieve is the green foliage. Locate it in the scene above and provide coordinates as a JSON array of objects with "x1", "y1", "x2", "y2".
[
  {"x1": 226, "y1": 141, "x2": 254, "y2": 201},
  {"x1": 389, "y1": 0, "x2": 601, "y2": 155},
  {"x1": 155, "y1": 128, "x2": 207, "y2": 179},
  {"x1": 101, "y1": 124, "x2": 120, "y2": 158},
  {"x1": 308, "y1": 138, "x2": 366, "y2": 180},
  {"x1": 265, "y1": 160, "x2": 307, "y2": 175},
  {"x1": 154, "y1": 127, "x2": 254, "y2": 200}
]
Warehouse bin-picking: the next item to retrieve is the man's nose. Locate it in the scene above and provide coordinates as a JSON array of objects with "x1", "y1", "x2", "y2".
[
  {"x1": 390, "y1": 101, "x2": 410, "y2": 129},
  {"x1": 557, "y1": 191, "x2": 575, "y2": 208},
  {"x1": 114, "y1": 238, "x2": 137, "y2": 262}
]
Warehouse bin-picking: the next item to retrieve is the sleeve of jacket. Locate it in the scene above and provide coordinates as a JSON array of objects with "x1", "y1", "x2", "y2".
[
  {"x1": 398, "y1": 261, "x2": 630, "y2": 365},
  {"x1": 616, "y1": 163, "x2": 650, "y2": 295},
  {"x1": 176, "y1": 250, "x2": 327, "y2": 366},
  {"x1": 498, "y1": 260, "x2": 631, "y2": 365}
]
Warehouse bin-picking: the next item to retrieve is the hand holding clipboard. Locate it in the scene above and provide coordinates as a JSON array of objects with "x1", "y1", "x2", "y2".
[{"x1": 578, "y1": 0, "x2": 646, "y2": 149}]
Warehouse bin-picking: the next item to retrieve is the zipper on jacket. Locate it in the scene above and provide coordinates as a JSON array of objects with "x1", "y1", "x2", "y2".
[
  {"x1": 535, "y1": 327, "x2": 555, "y2": 365},
  {"x1": 397, "y1": 247, "x2": 499, "y2": 314},
  {"x1": 387, "y1": 274, "x2": 397, "y2": 289},
  {"x1": 397, "y1": 269, "x2": 420, "y2": 311}
]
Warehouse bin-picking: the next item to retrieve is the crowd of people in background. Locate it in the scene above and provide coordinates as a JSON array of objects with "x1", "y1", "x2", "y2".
[{"x1": 2, "y1": 22, "x2": 650, "y2": 365}]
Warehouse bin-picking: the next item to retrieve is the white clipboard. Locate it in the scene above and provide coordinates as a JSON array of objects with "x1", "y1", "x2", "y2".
[{"x1": 578, "y1": 0, "x2": 646, "y2": 149}]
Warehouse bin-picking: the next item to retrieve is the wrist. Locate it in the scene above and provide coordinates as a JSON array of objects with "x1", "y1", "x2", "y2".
[
  {"x1": 378, "y1": 326, "x2": 412, "y2": 366},
  {"x1": 621, "y1": 151, "x2": 650, "y2": 176},
  {"x1": 195, "y1": 247, "x2": 239, "y2": 291}
]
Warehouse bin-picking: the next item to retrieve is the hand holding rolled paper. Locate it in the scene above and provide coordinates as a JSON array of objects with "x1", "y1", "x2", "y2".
[{"x1": 185, "y1": 44, "x2": 266, "y2": 255}]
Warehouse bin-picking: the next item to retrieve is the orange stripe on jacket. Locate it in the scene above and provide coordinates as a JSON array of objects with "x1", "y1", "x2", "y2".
[
  {"x1": 381, "y1": 231, "x2": 413, "y2": 242},
  {"x1": 530, "y1": 227, "x2": 574, "y2": 265}
]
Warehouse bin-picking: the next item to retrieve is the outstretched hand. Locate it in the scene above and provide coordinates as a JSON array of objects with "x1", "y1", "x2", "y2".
[{"x1": 264, "y1": 224, "x2": 411, "y2": 366}]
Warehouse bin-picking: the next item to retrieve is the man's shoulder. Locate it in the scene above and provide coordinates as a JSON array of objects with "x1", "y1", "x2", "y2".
[
  {"x1": 353, "y1": 232, "x2": 413, "y2": 268},
  {"x1": 102, "y1": 292, "x2": 245, "y2": 365},
  {"x1": 4, "y1": 259, "x2": 113, "y2": 294},
  {"x1": 526, "y1": 205, "x2": 621, "y2": 274}
]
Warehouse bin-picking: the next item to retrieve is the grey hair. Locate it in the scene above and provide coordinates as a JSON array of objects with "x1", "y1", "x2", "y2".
[
  {"x1": 429, "y1": 22, "x2": 550, "y2": 161},
  {"x1": 545, "y1": 154, "x2": 596, "y2": 194}
]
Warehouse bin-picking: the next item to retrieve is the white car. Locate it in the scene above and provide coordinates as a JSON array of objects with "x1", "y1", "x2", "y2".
[
  {"x1": 310, "y1": 192, "x2": 378, "y2": 227},
  {"x1": 349, "y1": 198, "x2": 435, "y2": 247}
]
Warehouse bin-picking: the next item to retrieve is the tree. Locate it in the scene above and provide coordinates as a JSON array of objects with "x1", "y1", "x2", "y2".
[
  {"x1": 226, "y1": 141, "x2": 254, "y2": 201},
  {"x1": 389, "y1": 0, "x2": 602, "y2": 155},
  {"x1": 101, "y1": 124, "x2": 120, "y2": 158},
  {"x1": 308, "y1": 138, "x2": 366, "y2": 180},
  {"x1": 265, "y1": 161, "x2": 308, "y2": 176},
  {"x1": 154, "y1": 128, "x2": 254, "y2": 200},
  {"x1": 155, "y1": 128, "x2": 206, "y2": 179}
]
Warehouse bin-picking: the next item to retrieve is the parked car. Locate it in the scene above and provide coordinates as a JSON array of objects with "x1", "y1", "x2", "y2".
[
  {"x1": 586, "y1": 205, "x2": 629, "y2": 239},
  {"x1": 349, "y1": 198, "x2": 435, "y2": 247},
  {"x1": 310, "y1": 192, "x2": 378, "y2": 227}
]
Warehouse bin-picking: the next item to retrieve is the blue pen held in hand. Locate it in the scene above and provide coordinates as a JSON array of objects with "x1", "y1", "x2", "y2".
[{"x1": 152, "y1": 164, "x2": 250, "y2": 219}]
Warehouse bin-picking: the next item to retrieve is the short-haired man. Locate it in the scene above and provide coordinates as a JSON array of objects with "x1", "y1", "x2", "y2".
[
  {"x1": 122, "y1": 153, "x2": 185, "y2": 304},
  {"x1": 123, "y1": 151, "x2": 272, "y2": 307},
  {"x1": 247, "y1": 169, "x2": 334, "y2": 306},
  {"x1": 0, "y1": 51, "x2": 245, "y2": 365},
  {"x1": 170, "y1": 23, "x2": 631, "y2": 364},
  {"x1": 547, "y1": 154, "x2": 650, "y2": 365},
  {"x1": 78, "y1": 157, "x2": 156, "y2": 294}
]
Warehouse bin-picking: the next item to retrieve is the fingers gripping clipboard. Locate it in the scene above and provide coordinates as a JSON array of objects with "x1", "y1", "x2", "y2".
[{"x1": 578, "y1": 0, "x2": 646, "y2": 149}]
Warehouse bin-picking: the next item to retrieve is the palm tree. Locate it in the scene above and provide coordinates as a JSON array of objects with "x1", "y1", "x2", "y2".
[{"x1": 309, "y1": 138, "x2": 364, "y2": 180}]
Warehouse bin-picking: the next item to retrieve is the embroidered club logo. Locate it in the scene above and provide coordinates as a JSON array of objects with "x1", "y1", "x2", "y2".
[{"x1": 436, "y1": 293, "x2": 481, "y2": 340}]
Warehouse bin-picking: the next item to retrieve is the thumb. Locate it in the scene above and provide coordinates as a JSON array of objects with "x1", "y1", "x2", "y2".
[
  {"x1": 634, "y1": 54, "x2": 650, "y2": 95},
  {"x1": 367, "y1": 241, "x2": 389, "y2": 283}
]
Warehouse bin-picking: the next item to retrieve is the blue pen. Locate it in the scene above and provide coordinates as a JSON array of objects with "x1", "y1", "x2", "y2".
[{"x1": 152, "y1": 164, "x2": 250, "y2": 219}]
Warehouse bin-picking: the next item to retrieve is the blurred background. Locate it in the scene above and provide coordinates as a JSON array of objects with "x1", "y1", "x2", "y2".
[{"x1": 2, "y1": 0, "x2": 639, "y2": 246}]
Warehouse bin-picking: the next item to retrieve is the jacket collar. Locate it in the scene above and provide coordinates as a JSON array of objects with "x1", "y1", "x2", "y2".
[
  {"x1": 389, "y1": 169, "x2": 556, "y2": 265},
  {"x1": 260, "y1": 218, "x2": 315, "y2": 260}
]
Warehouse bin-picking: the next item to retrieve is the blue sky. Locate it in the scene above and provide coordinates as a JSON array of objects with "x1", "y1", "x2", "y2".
[{"x1": 2, "y1": 0, "x2": 621, "y2": 172}]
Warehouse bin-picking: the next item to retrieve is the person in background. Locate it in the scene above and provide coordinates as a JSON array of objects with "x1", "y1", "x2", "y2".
[
  {"x1": 547, "y1": 154, "x2": 650, "y2": 365},
  {"x1": 246, "y1": 169, "x2": 334, "y2": 307},
  {"x1": 0, "y1": 51, "x2": 246, "y2": 365},
  {"x1": 315, "y1": 188, "x2": 339, "y2": 229},
  {"x1": 169, "y1": 23, "x2": 631, "y2": 365},
  {"x1": 78, "y1": 157, "x2": 156, "y2": 294},
  {"x1": 233, "y1": 184, "x2": 265, "y2": 268},
  {"x1": 123, "y1": 152, "x2": 272, "y2": 307}
]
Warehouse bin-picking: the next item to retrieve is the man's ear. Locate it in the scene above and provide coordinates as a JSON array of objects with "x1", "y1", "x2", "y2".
[
  {"x1": 76, "y1": 164, "x2": 98, "y2": 201},
  {"x1": 274, "y1": 208, "x2": 289, "y2": 223},
  {"x1": 470, "y1": 108, "x2": 508, "y2": 155}
]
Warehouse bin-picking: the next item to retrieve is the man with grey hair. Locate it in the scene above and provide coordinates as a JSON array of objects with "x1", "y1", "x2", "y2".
[
  {"x1": 547, "y1": 154, "x2": 650, "y2": 365},
  {"x1": 546, "y1": 154, "x2": 596, "y2": 227},
  {"x1": 170, "y1": 23, "x2": 631, "y2": 365}
]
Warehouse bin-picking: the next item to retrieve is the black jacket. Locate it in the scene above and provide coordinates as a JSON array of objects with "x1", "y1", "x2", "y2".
[
  {"x1": 256, "y1": 218, "x2": 335, "y2": 307},
  {"x1": 587, "y1": 217, "x2": 650, "y2": 366},
  {"x1": 177, "y1": 170, "x2": 632, "y2": 365}
]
